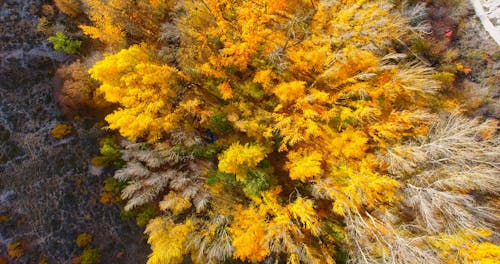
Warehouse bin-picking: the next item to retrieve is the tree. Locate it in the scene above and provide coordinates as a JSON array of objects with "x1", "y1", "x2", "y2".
[
  {"x1": 79, "y1": 0, "x2": 500, "y2": 263},
  {"x1": 48, "y1": 32, "x2": 82, "y2": 54},
  {"x1": 89, "y1": 44, "x2": 188, "y2": 142},
  {"x1": 79, "y1": 0, "x2": 174, "y2": 48},
  {"x1": 54, "y1": 59, "x2": 111, "y2": 117}
]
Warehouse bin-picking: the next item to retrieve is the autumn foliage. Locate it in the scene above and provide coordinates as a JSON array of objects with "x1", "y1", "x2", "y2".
[
  {"x1": 54, "y1": 0, "x2": 82, "y2": 17},
  {"x1": 56, "y1": 0, "x2": 500, "y2": 263}
]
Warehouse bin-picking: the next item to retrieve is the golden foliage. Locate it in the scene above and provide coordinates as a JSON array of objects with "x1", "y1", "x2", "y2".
[
  {"x1": 54, "y1": 0, "x2": 82, "y2": 17},
  {"x1": 228, "y1": 206, "x2": 269, "y2": 262},
  {"x1": 287, "y1": 197, "x2": 322, "y2": 236},
  {"x1": 218, "y1": 142, "x2": 267, "y2": 180},
  {"x1": 51, "y1": 123, "x2": 73, "y2": 139},
  {"x1": 89, "y1": 44, "x2": 187, "y2": 142},
  {"x1": 430, "y1": 229, "x2": 500, "y2": 264},
  {"x1": 285, "y1": 150, "x2": 323, "y2": 182},
  {"x1": 145, "y1": 218, "x2": 194, "y2": 264},
  {"x1": 78, "y1": 0, "x2": 500, "y2": 263},
  {"x1": 314, "y1": 163, "x2": 400, "y2": 216},
  {"x1": 76, "y1": 233, "x2": 92, "y2": 248},
  {"x1": 80, "y1": 0, "x2": 173, "y2": 48},
  {"x1": 228, "y1": 188, "x2": 329, "y2": 263},
  {"x1": 79, "y1": 0, "x2": 126, "y2": 47},
  {"x1": 7, "y1": 241, "x2": 26, "y2": 259}
]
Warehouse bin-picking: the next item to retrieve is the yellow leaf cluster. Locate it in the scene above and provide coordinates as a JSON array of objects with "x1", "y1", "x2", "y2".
[
  {"x1": 51, "y1": 123, "x2": 73, "y2": 139},
  {"x1": 369, "y1": 110, "x2": 433, "y2": 145},
  {"x1": 229, "y1": 189, "x2": 328, "y2": 263},
  {"x1": 331, "y1": 128, "x2": 369, "y2": 159},
  {"x1": 79, "y1": 0, "x2": 126, "y2": 47},
  {"x1": 145, "y1": 218, "x2": 194, "y2": 264},
  {"x1": 217, "y1": 82, "x2": 234, "y2": 100},
  {"x1": 159, "y1": 192, "x2": 192, "y2": 215},
  {"x1": 316, "y1": 163, "x2": 400, "y2": 216},
  {"x1": 218, "y1": 142, "x2": 267, "y2": 180},
  {"x1": 285, "y1": 150, "x2": 323, "y2": 182},
  {"x1": 89, "y1": 44, "x2": 186, "y2": 142},
  {"x1": 273, "y1": 81, "x2": 306, "y2": 103},
  {"x1": 430, "y1": 229, "x2": 500, "y2": 264},
  {"x1": 80, "y1": 0, "x2": 174, "y2": 48},
  {"x1": 228, "y1": 206, "x2": 269, "y2": 262},
  {"x1": 286, "y1": 197, "x2": 322, "y2": 236}
]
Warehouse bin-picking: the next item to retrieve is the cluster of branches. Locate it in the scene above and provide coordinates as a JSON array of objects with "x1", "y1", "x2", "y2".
[{"x1": 53, "y1": 0, "x2": 499, "y2": 263}]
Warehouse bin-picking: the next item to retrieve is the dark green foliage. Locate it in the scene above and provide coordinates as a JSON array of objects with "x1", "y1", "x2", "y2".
[
  {"x1": 257, "y1": 159, "x2": 271, "y2": 168},
  {"x1": 324, "y1": 222, "x2": 348, "y2": 264},
  {"x1": 206, "y1": 170, "x2": 237, "y2": 185},
  {"x1": 48, "y1": 32, "x2": 82, "y2": 54},
  {"x1": 222, "y1": 258, "x2": 237, "y2": 264},
  {"x1": 193, "y1": 143, "x2": 223, "y2": 159},
  {"x1": 121, "y1": 204, "x2": 157, "y2": 227},
  {"x1": 103, "y1": 177, "x2": 126, "y2": 194},
  {"x1": 93, "y1": 138, "x2": 123, "y2": 167},
  {"x1": 140, "y1": 144, "x2": 152, "y2": 151},
  {"x1": 135, "y1": 206, "x2": 157, "y2": 227},
  {"x1": 100, "y1": 138, "x2": 121, "y2": 161},
  {"x1": 100, "y1": 177, "x2": 127, "y2": 204},
  {"x1": 491, "y1": 51, "x2": 500, "y2": 61},
  {"x1": 263, "y1": 98, "x2": 279, "y2": 111},
  {"x1": 242, "y1": 169, "x2": 270, "y2": 197},
  {"x1": 237, "y1": 81, "x2": 265, "y2": 100},
  {"x1": 207, "y1": 113, "x2": 232, "y2": 134},
  {"x1": 172, "y1": 144, "x2": 193, "y2": 156}
]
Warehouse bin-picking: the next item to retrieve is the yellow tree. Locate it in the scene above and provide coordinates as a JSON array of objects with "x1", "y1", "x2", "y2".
[
  {"x1": 89, "y1": 44, "x2": 188, "y2": 142},
  {"x1": 83, "y1": 0, "x2": 500, "y2": 263},
  {"x1": 80, "y1": 0, "x2": 174, "y2": 48}
]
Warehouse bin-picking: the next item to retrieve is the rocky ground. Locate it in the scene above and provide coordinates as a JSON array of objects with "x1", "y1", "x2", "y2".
[{"x1": 0, "y1": 0, "x2": 148, "y2": 263}]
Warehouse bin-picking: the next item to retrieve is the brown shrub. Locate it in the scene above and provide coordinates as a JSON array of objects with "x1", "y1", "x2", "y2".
[
  {"x1": 51, "y1": 123, "x2": 73, "y2": 139},
  {"x1": 54, "y1": 0, "x2": 82, "y2": 17},
  {"x1": 54, "y1": 60, "x2": 111, "y2": 118}
]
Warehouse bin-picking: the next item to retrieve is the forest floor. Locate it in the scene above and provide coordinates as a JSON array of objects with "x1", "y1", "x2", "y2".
[
  {"x1": 0, "y1": 0, "x2": 148, "y2": 263},
  {"x1": 0, "y1": 0, "x2": 498, "y2": 263},
  {"x1": 423, "y1": 0, "x2": 499, "y2": 118}
]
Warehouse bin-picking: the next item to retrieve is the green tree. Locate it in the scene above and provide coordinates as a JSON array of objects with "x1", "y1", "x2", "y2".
[{"x1": 48, "y1": 32, "x2": 82, "y2": 54}]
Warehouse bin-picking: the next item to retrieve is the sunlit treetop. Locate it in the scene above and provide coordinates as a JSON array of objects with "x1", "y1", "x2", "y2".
[{"x1": 80, "y1": 0, "x2": 500, "y2": 263}]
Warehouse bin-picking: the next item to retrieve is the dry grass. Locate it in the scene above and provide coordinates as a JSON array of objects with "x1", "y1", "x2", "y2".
[
  {"x1": 116, "y1": 133, "x2": 211, "y2": 211},
  {"x1": 186, "y1": 214, "x2": 234, "y2": 263},
  {"x1": 346, "y1": 112, "x2": 499, "y2": 263},
  {"x1": 401, "y1": 2, "x2": 432, "y2": 35},
  {"x1": 389, "y1": 113, "x2": 499, "y2": 232},
  {"x1": 404, "y1": 185, "x2": 497, "y2": 233},
  {"x1": 386, "y1": 112, "x2": 499, "y2": 175},
  {"x1": 345, "y1": 210, "x2": 441, "y2": 264}
]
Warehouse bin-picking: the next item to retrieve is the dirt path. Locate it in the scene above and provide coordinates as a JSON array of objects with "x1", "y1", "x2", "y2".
[{"x1": 471, "y1": 0, "x2": 500, "y2": 45}]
